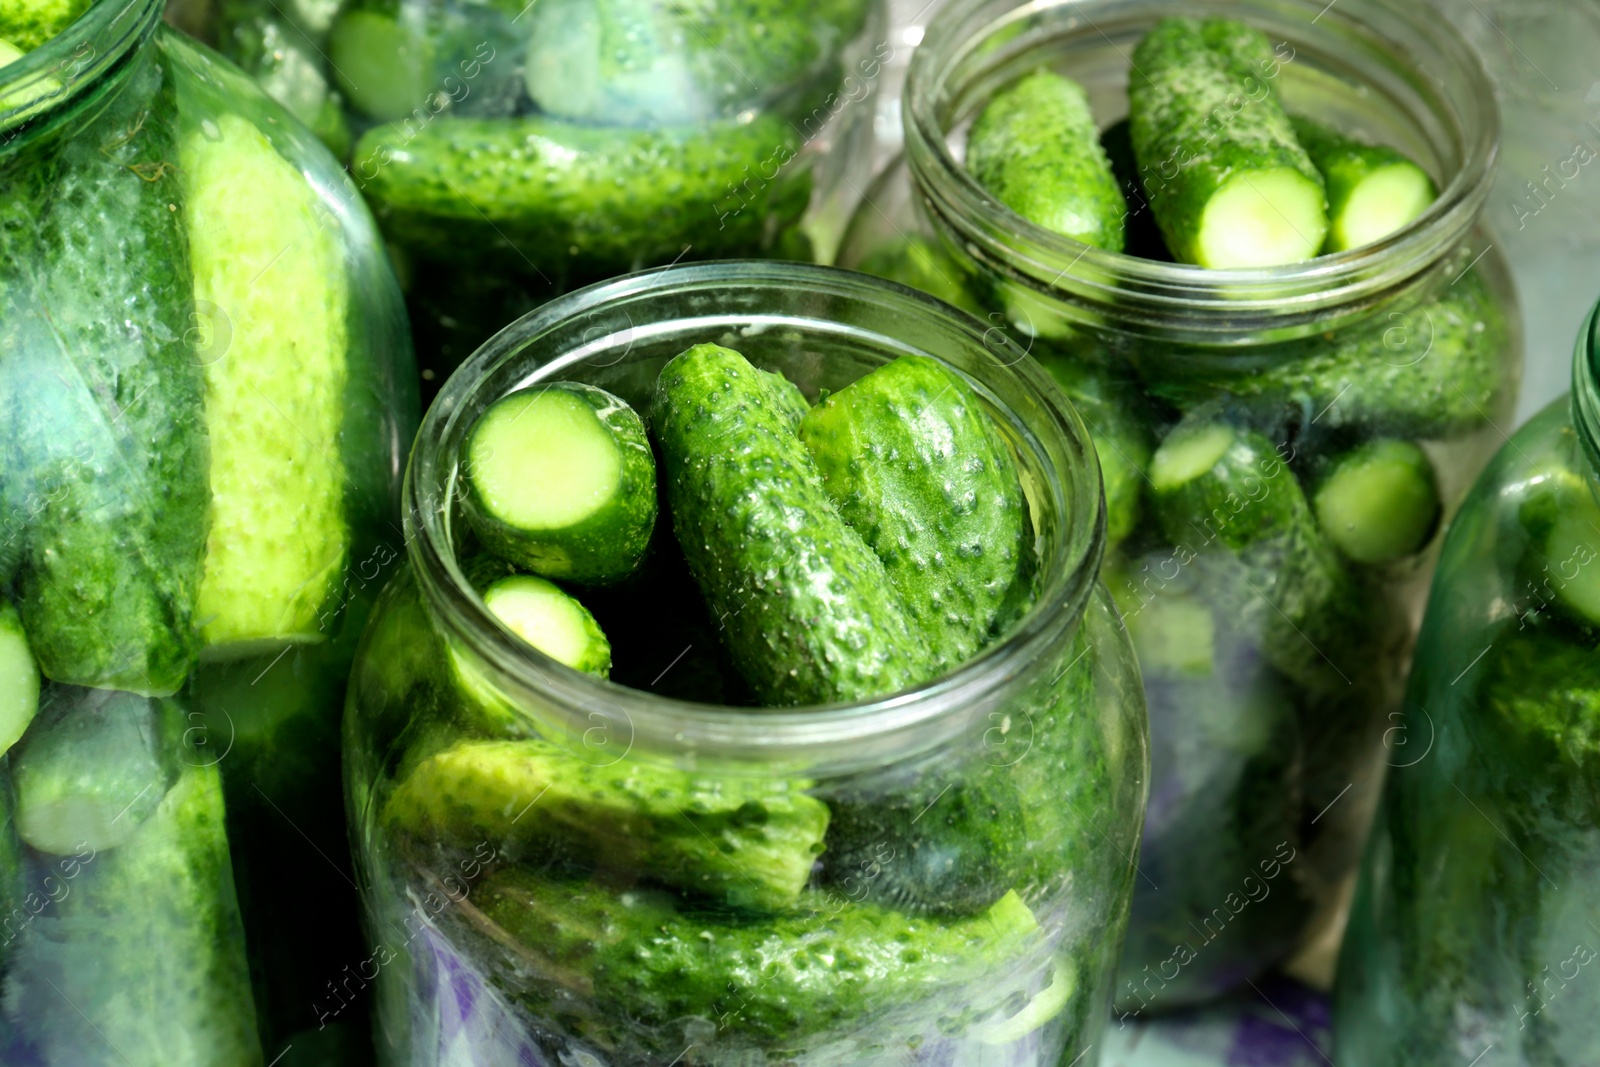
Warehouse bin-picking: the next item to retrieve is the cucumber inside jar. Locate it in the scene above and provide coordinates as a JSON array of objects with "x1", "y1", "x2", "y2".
[{"x1": 369, "y1": 339, "x2": 1121, "y2": 1060}]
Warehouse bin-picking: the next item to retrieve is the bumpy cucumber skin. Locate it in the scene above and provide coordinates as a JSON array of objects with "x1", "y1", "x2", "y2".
[
  {"x1": 182, "y1": 113, "x2": 352, "y2": 654},
  {"x1": 0, "y1": 0, "x2": 88, "y2": 49},
  {"x1": 1292, "y1": 117, "x2": 1435, "y2": 252},
  {"x1": 464, "y1": 385, "x2": 657, "y2": 585},
  {"x1": 0, "y1": 50, "x2": 209, "y2": 696},
  {"x1": 799, "y1": 355, "x2": 1033, "y2": 669},
  {"x1": 1128, "y1": 17, "x2": 1326, "y2": 267},
  {"x1": 1151, "y1": 260, "x2": 1512, "y2": 440},
  {"x1": 1149, "y1": 421, "x2": 1370, "y2": 691},
  {"x1": 5, "y1": 755, "x2": 262, "y2": 1066},
  {"x1": 386, "y1": 738, "x2": 829, "y2": 913},
  {"x1": 652, "y1": 343, "x2": 933, "y2": 705},
  {"x1": 1037, "y1": 351, "x2": 1152, "y2": 549},
  {"x1": 11, "y1": 686, "x2": 179, "y2": 855},
  {"x1": 353, "y1": 111, "x2": 810, "y2": 277},
  {"x1": 967, "y1": 70, "x2": 1126, "y2": 251},
  {"x1": 478, "y1": 868, "x2": 1039, "y2": 1053}
]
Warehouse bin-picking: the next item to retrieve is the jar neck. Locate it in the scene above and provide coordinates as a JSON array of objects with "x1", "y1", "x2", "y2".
[
  {"x1": 0, "y1": 0, "x2": 163, "y2": 144},
  {"x1": 403, "y1": 261, "x2": 1106, "y2": 773},
  {"x1": 904, "y1": 0, "x2": 1499, "y2": 344}
]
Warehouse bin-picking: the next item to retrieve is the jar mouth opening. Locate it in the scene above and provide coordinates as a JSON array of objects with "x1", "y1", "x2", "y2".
[
  {"x1": 0, "y1": 0, "x2": 160, "y2": 133},
  {"x1": 903, "y1": 0, "x2": 1499, "y2": 331},
  {"x1": 406, "y1": 261, "x2": 1106, "y2": 762}
]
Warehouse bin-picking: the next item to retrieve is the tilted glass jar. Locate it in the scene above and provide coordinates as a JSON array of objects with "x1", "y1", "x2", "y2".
[
  {"x1": 0, "y1": 1, "x2": 416, "y2": 1061},
  {"x1": 838, "y1": 0, "x2": 1522, "y2": 1015},
  {"x1": 203, "y1": 0, "x2": 889, "y2": 388},
  {"x1": 343, "y1": 262, "x2": 1149, "y2": 1066},
  {"x1": 1334, "y1": 299, "x2": 1600, "y2": 1067}
]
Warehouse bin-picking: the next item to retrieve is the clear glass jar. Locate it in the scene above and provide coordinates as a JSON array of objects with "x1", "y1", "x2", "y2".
[
  {"x1": 343, "y1": 262, "x2": 1149, "y2": 1066},
  {"x1": 838, "y1": 0, "x2": 1523, "y2": 1015},
  {"x1": 0, "y1": 1, "x2": 416, "y2": 1061},
  {"x1": 1334, "y1": 300, "x2": 1600, "y2": 1066},
  {"x1": 204, "y1": 0, "x2": 888, "y2": 389}
]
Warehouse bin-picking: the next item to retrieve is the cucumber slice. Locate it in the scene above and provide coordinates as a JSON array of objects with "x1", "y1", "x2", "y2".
[
  {"x1": 1129, "y1": 17, "x2": 1328, "y2": 267},
  {"x1": 1149, "y1": 421, "x2": 1236, "y2": 493},
  {"x1": 464, "y1": 384, "x2": 657, "y2": 585},
  {"x1": 1519, "y1": 466, "x2": 1600, "y2": 629},
  {"x1": 1312, "y1": 439, "x2": 1441, "y2": 564},
  {"x1": 966, "y1": 69, "x2": 1126, "y2": 251},
  {"x1": 0, "y1": 602, "x2": 38, "y2": 756},
  {"x1": 1293, "y1": 117, "x2": 1437, "y2": 252},
  {"x1": 481, "y1": 575, "x2": 611, "y2": 677},
  {"x1": 11, "y1": 687, "x2": 178, "y2": 855}
]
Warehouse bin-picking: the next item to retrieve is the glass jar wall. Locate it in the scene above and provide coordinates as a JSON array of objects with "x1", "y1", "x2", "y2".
[
  {"x1": 1334, "y1": 300, "x2": 1600, "y2": 1067},
  {"x1": 838, "y1": 0, "x2": 1522, "y2": 1015},
  {"x1": 205, "y1": 0, "x2": 888, "y2": 389},
  {"x1": 343, "y1": 262, "x2": 1149, "y2": 1065},
  {"x1": 0, "y1": 0, "x2": 417, "y2": 1061}
]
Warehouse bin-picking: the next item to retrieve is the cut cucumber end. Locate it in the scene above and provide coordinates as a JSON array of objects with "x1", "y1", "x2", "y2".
[
  {"x1": 1197, "y1": 168, "x2": 1328, "y2": 268},
  {"x1": 483, "y1": 575, "x2": 611, "y2": 677},
  {"x1": 0, "y1": 607, "x2": 38, "y2": 756},
  {"x1": 1313, "y1": 440, "x2": 1440, "y2": 565},
  {"x1": 1150, "y1": 422, "x2": 1235, "y2": 492},
  {"x1": 1329, "y1": 162, "x2": 1436, "y2": 252},
  {"x1": 468, "y1": 387, "x2": 624, "y2": 532},
  {"x1": 1541, "y1": 511, "x2": 1600, "y2": 628}
]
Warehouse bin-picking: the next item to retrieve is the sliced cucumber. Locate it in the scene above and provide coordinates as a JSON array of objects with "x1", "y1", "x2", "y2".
[
  {"x1": 1293, "y1": 117, "x2": 1436, "y2": 252},
  {"x1": 464, "y1": 383, "x2": 656, "y2": 585},
  {"x1": 1149, "y1": 421, "x2": 1236, "y2": 493},
  {"x1": 1312, "y1": 439, "x2": 1441, "y2": 565},
  {"x1": 11, "y1": 687, "x2": 178, "y2": 855},
  {"x1": 0, "y1": 602, "x2": 38, "y2": 756},
  {"x1": 481, "y1": 575, "x2": 611, "y2": 678},
  {"x1": 1519, "y1": 466, "x2": 1600, "y2": 629},
  {"x1": 1129, "y1": 17, "x2": 1328, "y2": 267}
]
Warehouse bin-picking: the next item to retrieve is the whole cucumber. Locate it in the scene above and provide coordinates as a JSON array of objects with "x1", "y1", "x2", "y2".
[{"x1": 652, "y1": 343, "x2": 934, "y2": 705}]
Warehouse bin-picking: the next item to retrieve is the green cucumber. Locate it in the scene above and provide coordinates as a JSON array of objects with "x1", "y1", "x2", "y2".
[
  {"x1": 1149, "y1": 418, "x2": 1369, "y2": 690},
  {"x1": 652, "y1": 343, "x2": 934, "y2": 705},
  {"x1": 6, "y1": 759, "x2": 262, "y2": 1066},
  {"x1": 480, "y1": 574, "x2": 611, "y2": 676},
  {"x1": 1292, "y1": 117, "x2": 1436, "y2": 252},
  {"x1": 1516, "y1": 463, "x2": 1600, "y2": 629},
  {"x1": 2, "y1": 55, "x2": 208, "y2": 696},
  {"x1": 10, "y1": 686, "x2": 179, "y2": 856},
  {"x1": 354, "y1": 111, "x2": 809, "y2": 276},
  {"x1": 1312, "y1": 438, "x2": 1441, "y2": 564},
  {"x1": 1129, "y1": 17, "x2": 1328, "y2": 267},
  {"x1": 1149, "y1": 259, "x2": 1511, "y2": 439},
  {"x1": 0, "y1": 604, "x2": 38, "y2": 757},
  {"x1": 385, "y1": 737, "x2": 829, "y2": 913},
  {"x1": 463, "y1": 383, "x2": 656, "y2": 585},
  {"x1": 852, "y1": 234, "x2": 985, "y2": 315},
  {"x1": 478, "y1": 867, "x2": 1041, "y2": 1051},
  {"x1": 0, "y1": 0, "x2": 88, "y2": 49},
  {"x1": 1036, "y1": 352, "x2": 1152, "y2": 548},
  {"x1": 326, "y1": 10, "x2": 435, "y2": 123},
  {"x1": 1099, "y1": 119, "x2": 1171, "y2": 261},
  {"x1": 967, "y1": 69, "x2": 1125, "y2": 251},
  {"x1": 522, "y1": 0, "x2": 851, "y2": 126},
  {"x1": 181, "y1": 113, "x2": 351, "y2": 657},
  {"x1": 798, "y1": 355, "x2": 1033, "y2": 669}
]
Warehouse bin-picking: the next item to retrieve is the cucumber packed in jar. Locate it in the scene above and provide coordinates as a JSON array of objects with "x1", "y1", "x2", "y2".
[
  {"x1": 343, "y1": 264, "x2": 1150, "y2": 1066},
  {"x1": 839, "y1": 0, "x2": 1519, "y2": 1016},
  {"x1": 207, "y1": 0, "x2": 886, "y2": 384},
  {"x1": 0, "y1": 0, "x2": 417, "y2": 1061},
  {"x1": 1333, "y1": 303, "x2": 1600, "y2": 1067}
]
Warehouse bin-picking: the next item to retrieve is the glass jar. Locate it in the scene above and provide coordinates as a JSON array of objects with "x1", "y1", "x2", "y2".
[
  {"x1": 204, "y1": 0, "x2": 889, "y2": 390},
  {"x1": 0, "y1": 1, "x2": 417, "y2": 1061},
  {"x1": 1333, "y1": 300, "x2": 1600, "y2": 1066},
  {"x1": 838, "y1": 0, "x2": 1522, "y2": 1015},
  {"x1": 343, "y1": 261, "x2": 1149, "y2": 1066}
]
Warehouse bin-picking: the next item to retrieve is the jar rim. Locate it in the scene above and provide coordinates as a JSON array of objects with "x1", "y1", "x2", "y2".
[
  {"x1": 1573, "y1": 297, "x2": 1600, "y2": 478},
  {"x1": 404, "y1": 261, "x2": 1107, "y2": 765},
  {"x1": 903, "y1": 0, "x2": 1500, "y2": 339},
  {"x1": 0, "y1": 0, "x2": 162, "y2": 132}
]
